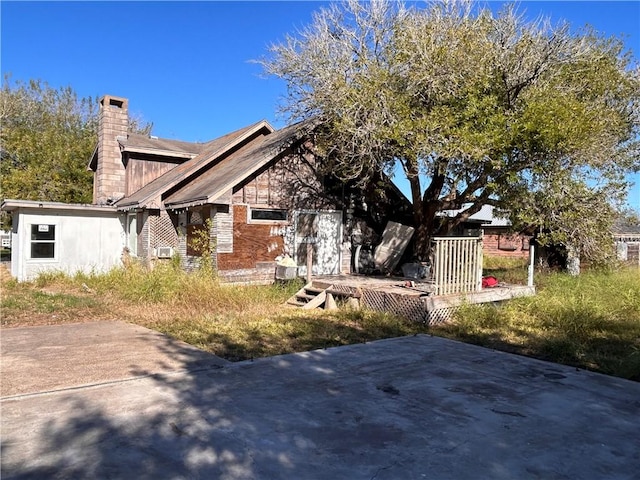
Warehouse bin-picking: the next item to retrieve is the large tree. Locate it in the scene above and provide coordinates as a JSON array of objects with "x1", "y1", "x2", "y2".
[
  {"x1": 261, "y1": 0, "x2": 640, "y2": 264},
  {"x1": 1, "y1": 79, "x2": 99, "y2": 203}
]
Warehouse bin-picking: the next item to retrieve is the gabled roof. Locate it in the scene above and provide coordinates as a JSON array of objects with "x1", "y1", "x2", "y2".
[
  {"x1": 119, "y1": 133, "x2": 209, "y2": 158},
  {"x1": 163, "y1": 121, "x2": 309, "y2": 209},
  {"x1": 116, "y1": 120, "x2": 275, "y2": 210},
  {"x1": 88, "y1": 132, "x2": 209, "y2": 171},
  {"x1": 613, "y1": 221, "x2": 640, "y2": 236}
]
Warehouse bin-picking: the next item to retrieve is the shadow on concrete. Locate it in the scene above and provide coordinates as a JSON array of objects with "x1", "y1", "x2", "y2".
[{"x1": 3, "y1": 334, "x2": 640, "y2": 479}]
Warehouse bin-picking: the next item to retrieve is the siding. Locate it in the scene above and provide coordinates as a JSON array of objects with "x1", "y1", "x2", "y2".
[
  {"x1": 125, "y1": 157, "x2": 181, "y2": 197},
  {"x1": 214, "y1": 206, "x2": 234, "y2": 254}
]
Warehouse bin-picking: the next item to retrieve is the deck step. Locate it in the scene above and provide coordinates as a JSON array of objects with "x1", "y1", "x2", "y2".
[
  {"x1": 302, "y1": 290, "x2": 327, "y2": 310},
  {"x1": 297, "y1": 292, "x2": 317, "y2": 301},
  {"x1": 287, "y1": 299, "x2": 306, "y2": 307},
  {"x1": 285, "y1": 283, "x2": 332, "y2": 310},
  {"x1": 304, "y1": 286, "x2": 326, "y2": 294}
]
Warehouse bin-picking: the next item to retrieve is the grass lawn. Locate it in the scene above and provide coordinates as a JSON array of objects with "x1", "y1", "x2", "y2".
[{"x1": 1, "y1": 261, "x2": 638, "y2": 380}]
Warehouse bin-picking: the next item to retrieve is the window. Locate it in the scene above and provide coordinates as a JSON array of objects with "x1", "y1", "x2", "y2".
[
  {"x1": 250, "y1": 208, "x2": 287, "y2": 222},
  {"x1": 30, "y1": 224, "x2": 55, "y2": 259},
  {"x1": 126, "y1": 213, "x2": 138, "y2": 256}
]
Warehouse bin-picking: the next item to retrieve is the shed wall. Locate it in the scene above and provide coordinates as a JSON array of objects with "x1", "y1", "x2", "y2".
[{"x1": 11, "y1": 209, "x2": 123, "y2": 281}]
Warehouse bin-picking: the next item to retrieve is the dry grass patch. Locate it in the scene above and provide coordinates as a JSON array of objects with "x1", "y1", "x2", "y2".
[
  {"x1": 148, "y1": 308, "x2": 427, "y2": 361},
  {"x1": 1, "y1": 263, "x2": 426, "y2": 360},
  {"x1": 1, "y1": 267, "x2": 110, "y2": 326}
]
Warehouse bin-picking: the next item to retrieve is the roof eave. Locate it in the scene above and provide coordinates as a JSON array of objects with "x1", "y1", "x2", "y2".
[
  {"x1": 120, "y1": 145, "x2": 198, "y2": 159},
  {"x1": 1, "y1": 199, "x2": 118, "y2": 213},
  {"x1": 163, "y1": 197, "x2": 213, "y2": 210},
  {"x1": 131, "y1": 121, "x2": 277, "y2": 208},
  {"x1": 88, "y1": 144, "x2": 99, "y2": 171}
]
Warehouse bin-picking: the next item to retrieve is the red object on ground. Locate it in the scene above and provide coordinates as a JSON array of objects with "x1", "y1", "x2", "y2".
[{"x1": 482, "y1": 276, "x2": 498, "y2": 288}]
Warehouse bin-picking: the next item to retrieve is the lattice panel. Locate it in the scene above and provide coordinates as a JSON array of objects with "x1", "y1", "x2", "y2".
[
  {"x1": 361, "y1": 290, "x2": 428, "y2": 324},
  {"x1": 330, "y1": 284, "x2": 360, "y2": 295},
  {"x1": 189, "y1": 210, "x2": 203, "y2": 225},
  {"x1": 150, "y1": 211, "x2": 178, "y2": 249},
  {"x1": 426, "y1": 307, "x2": 458, "y2": 325}
]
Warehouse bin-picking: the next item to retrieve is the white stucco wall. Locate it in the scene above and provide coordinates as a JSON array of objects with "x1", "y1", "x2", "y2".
[{"x1": 10, "y1": 207, "x2": 124, "y2": 281}]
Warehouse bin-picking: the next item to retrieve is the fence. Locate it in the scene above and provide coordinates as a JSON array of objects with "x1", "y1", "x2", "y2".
[{"x1": 432, "y1": 236, "x2": 483, "y2": 296}]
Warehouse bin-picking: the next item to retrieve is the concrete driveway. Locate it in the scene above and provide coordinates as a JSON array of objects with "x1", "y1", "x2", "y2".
[{"x1": 1, "y1": 322, "x2": 639, "y2": 479}]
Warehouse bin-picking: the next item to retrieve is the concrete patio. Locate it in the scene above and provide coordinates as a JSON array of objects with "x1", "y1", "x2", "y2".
[{"x1": 1, "y1": 322, "x2": 639, "y2": 479}]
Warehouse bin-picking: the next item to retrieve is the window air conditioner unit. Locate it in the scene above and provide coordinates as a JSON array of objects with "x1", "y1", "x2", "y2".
[{"x1": 156, "y1": 246, "x2": 174, "y2": 258}]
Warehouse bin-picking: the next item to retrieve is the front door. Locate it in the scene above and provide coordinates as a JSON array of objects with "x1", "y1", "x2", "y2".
[{"x1": 294, "y1": 210, "x2": 342, "y2": 276}]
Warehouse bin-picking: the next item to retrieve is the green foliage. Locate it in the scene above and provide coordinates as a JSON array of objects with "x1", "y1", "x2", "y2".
[
  {"x1": 1, "y1": 78, "x2": 98, "y2": 203},
  {"x1": 188, "y1": 218, "x2": 217, "y2": 275},
  {"x1": 262, "y1": 0, "x2": 640, "y2": 265},
  {"x1": 0, "y1": 77, "x2": 153, "y2": 206}
]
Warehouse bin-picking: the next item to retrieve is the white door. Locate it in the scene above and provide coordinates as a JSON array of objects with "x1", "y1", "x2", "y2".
[{"x1": 294, "y1": 210, "x2": 342, "y2": 276}]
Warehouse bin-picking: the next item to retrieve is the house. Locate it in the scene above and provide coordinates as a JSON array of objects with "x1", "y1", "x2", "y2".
[
  {"x1": 613, "y1": 222, "x2": 640, "y2": 266},
  {"x1": 439, "y1": 205, "x2": 532, "y2": 259},
  {"x1": 1, "y1": 230, "x2": 10, "y2": 249},
  {"x1": 2, "y1": 95, "x2": 356, "y2": 282}
]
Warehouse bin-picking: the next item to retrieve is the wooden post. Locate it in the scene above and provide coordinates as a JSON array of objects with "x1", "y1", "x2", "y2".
[
  {"x1": 306, "y1": 242, "x2": 312, "y2": 284},
  {"x1": 528, "y1": 244, "x2": 535, "y2": 287},
  {"x1": 325, "y1": 292, "x2": 338, "y2": 310}
]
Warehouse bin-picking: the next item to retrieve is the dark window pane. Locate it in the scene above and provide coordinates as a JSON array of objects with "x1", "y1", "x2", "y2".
[
  {"x1": 251, "y1": 209, "x2": 287, "y2": 221},
  {"x1": 31, "y1": 242, "x2": 55, "y2": 259},
  {"x1": 31, "y1": 224, "x2": 55, "y2": 241}
]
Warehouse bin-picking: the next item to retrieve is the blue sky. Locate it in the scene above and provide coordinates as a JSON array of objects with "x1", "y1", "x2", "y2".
[{"x1": 2, "y1": 1, "x2": 639, "y2": 209}]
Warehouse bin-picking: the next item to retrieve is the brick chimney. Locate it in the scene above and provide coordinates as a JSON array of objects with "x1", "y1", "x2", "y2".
[{"x1": 93, "y1": 95, "x2": 129, "y2": 205}]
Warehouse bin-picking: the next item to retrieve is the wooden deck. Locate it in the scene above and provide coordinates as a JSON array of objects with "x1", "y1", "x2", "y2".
[
  {"x1": 311, "y1": 274, "x2": 435, "y2": 296},
  {"x1": 306, "y1": 274, "x2": 535, "y2": 324}
]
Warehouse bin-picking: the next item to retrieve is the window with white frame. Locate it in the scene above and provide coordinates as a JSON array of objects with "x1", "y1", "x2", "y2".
[{"x1": 30, "y1": 224, "x2": 56, "y2": 259}]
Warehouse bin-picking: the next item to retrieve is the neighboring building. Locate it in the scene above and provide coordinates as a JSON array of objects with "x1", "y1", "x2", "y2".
[
  {"x1": 1, "y1": 230, "x2": 10, "y2": 249},
  {"x1": 440, "y1": 204, "x2": 532, "y2": 259},
  {"x1": 2, "y1": 95, "x2": 354, "y2": 282},
  {"x1": 613, "y1": 222, "x2": 640, "y2": 266}
]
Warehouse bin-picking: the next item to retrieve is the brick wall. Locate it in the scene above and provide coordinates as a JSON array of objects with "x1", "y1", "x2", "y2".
[
  {"x1": 483, "y1": 228, "x2": 531, "y2": 258},
  {"x1": 217, "y1": 261, "x2": 277, "y2": 285},
  {"x1": 217, "y1": 205, "x2": 285, "y2": 271}
]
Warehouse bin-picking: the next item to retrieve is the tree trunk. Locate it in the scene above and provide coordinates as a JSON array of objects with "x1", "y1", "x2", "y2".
[{"x1": 566, "y1": 244, "x2": 581, "y2": 276}]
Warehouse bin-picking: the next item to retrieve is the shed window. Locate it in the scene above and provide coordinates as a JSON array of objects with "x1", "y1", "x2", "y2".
[
  {"x1": 250, "y1": 208, "x2": 287, "y2": 222},
  {"x1": 30, "y1": 224, "x2": 55, "y2": 259}
]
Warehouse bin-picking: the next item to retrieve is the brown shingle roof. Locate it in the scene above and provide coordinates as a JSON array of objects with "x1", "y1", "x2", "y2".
[
  {"x1": 120, "y1": 133, "x2": 208, "y2": 156},
  {"x1": 163, "y1": 121, "x2": 308, "y2": 209},
  {"x1": 116, "y1": 120, "x2": 274, "y2": 209}
]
